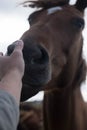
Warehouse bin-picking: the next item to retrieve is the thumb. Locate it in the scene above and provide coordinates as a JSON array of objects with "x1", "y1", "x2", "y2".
[
  {"x1": 11, "y1": 40, "x2": 24, "y2": 57},
  {"x1": 14, "y1": 40, "x2": 24, "y2": 51}
]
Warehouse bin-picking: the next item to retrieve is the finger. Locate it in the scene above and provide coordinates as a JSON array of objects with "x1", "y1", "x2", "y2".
[
  {"x1": 14, "y1": 40, "x2": 24, "y2": 51},
  {"x1": 0, "y1": 52, "x2": 3, "y2": 56},
  {"x1": 11, "y1": 40, "x2": 24, "y2": 58}
]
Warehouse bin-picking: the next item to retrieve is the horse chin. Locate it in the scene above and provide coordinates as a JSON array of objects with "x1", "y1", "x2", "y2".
[
  {"x1": 21, "y1": 69, "x2": 52, "y2": 101},
  {"x1": 21, "y1": 76, "x2": 51, "y2": 101},
  {"x1": 21, "y1": 83, "x2": 42, "y2": 101}
]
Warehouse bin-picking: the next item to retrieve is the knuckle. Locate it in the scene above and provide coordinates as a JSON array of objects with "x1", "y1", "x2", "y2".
[{"x1": 12, "y1": 50, "x2": 22, "y2": 58}]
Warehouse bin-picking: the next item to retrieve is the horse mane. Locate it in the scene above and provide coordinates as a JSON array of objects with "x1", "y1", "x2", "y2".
[{"x1": 23, "y1": 0, "x2": 69, "y2": 9}]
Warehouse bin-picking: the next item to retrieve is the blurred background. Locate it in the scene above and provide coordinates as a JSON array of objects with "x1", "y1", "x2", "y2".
[{"x1": 0, "y1": 0, "x2": 87, "y2": 102}]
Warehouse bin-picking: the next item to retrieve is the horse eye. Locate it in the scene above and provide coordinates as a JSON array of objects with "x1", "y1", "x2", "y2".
[{"x1": 71, "y1": 17, "x2": 85, "y2": 30}]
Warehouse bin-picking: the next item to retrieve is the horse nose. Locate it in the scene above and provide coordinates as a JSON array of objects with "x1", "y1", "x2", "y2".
[
  {"x1": 7, "y1": 40, "x2": 51, "y2": 90},
  {"x1": 7, "y1": 41, "x2": 50, "y2": 85},
  {"x1": 22, "y1": 43, "x2": 50, "y2": 86},
  {"x1": 7, "y1": 42, "x2": 16, "y2": 55},
  {"x1": 23, "y1": 44, "x2": 49, "y2": 67},
  {"x1": 7, "y1": 41, "x2": 49, "y2": 67}
]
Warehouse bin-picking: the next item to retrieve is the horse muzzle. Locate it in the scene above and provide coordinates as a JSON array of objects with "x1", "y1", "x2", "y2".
[{"x1": 7, "y1": 40, "x2": 51, "y2": 101}]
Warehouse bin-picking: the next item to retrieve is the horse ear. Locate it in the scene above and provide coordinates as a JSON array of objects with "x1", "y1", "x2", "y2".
[{"x1": 75, "y1": 0, "x2": 87, "y2": 12}]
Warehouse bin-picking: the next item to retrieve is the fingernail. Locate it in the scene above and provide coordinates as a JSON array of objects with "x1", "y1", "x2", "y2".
[{"x1": 15, "y1": 40, "x2": 24, "y2": 46}]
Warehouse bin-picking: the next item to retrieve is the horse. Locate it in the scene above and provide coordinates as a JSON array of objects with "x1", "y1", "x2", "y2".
[
  {"x1": 7, "y1": 0, "x2": 87, "y2": 129},
  {"x1": 18, "y1": 102, "x2": 43, "y2": 130}
]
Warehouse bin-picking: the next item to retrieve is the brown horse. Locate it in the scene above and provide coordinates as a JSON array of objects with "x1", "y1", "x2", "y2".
[
  {"x1": 18, "y1": 102, "x2": 43, "y2": 130},
  {"x1": 7, "y1": 0, "x2": 87, "y2": 130}
]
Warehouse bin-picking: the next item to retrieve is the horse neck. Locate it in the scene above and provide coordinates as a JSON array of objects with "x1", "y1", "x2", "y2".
[{"x1": 43, "y1": 86, "x2": 87, "y2": 130}]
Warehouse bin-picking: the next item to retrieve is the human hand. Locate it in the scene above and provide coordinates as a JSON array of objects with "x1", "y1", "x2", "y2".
[{"x1": 0, "y1": 40, "x2": 25, "y2": 104}]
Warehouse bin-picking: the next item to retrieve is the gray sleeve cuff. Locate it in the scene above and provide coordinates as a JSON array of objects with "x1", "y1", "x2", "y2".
[{"x1": 0, "y1": 89, "x2": 19, "y2": 130}]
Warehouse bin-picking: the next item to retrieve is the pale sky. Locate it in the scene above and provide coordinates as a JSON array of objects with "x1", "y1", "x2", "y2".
[{"x1": 0, "y1": 0, "x2": 87, "y2": 101}]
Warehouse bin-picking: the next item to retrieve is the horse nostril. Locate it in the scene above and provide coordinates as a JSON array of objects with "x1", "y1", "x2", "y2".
[
  {"x1": 7, "y1": 41, "x2": 19, "y2": 56},
  {"x1": 7, "y1": 42, "x2": 49, "y2": 66},
  {"x1": 7, "y1": 44, "x2": 15, "y2": 55},
  {"x1": 30, "y1": 58, "x2": 35, "y2": 65},
  {"x1": 32, "y1": 45, "x2": 49, "y2": 65}
]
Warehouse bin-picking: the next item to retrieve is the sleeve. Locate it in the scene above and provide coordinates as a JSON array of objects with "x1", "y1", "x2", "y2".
[{"x1": 0, "y1": 90, "x2": 19, "y2": 130}]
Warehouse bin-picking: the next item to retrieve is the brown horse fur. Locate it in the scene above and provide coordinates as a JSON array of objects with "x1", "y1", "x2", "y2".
[
  {"x1": 17, "y1": 102, "x2": 43, "y2": 130},
  {"x1": 7, "y1": 0, "x2": 87, "y2": 130}
]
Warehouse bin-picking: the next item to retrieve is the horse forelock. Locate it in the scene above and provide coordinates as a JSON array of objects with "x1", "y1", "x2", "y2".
[{"x1": 23, "y1": 1, "x2": 68, "y2": 9}]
